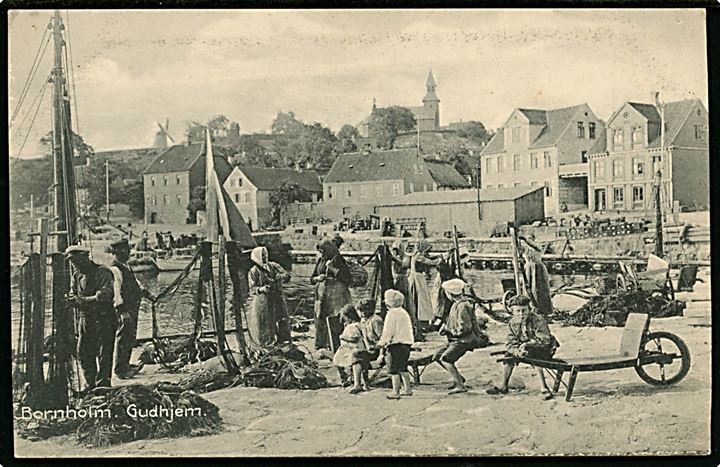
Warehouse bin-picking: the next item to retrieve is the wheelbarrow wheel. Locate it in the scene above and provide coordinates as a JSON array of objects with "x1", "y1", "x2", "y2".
[
  {"x1": 502, "y1": 289, "x2": 516, "y2": 312},
  {"x1": 635, "y1": 331, "x2": 691, "y2": 386}
]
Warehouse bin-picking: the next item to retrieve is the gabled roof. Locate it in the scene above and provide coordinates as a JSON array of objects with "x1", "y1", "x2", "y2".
[
  {"x1": 324, "y1": 148, "x2": 468, "y2": 188},
  {"x1": 143, "y1": 142, "x2": 226, "y2": 175},
  {"x1": 518, "y1": 109, "x2": 548, "y2": 125},
  {"x1": 588, "y1": 127, "x2": 608, "y2": 155},
  {"x1": 529, "y1": 105, "x2": 587, "y2": 149},
  {"x1": 648, "y1": 99, "x2": 703, "y2": 149},
  {"x1": 481, "y1": 127, "x2": 505, "y2": 155},
  {"x1": 424, "y1": 160, "x2": 471, "y2": 188},
  {"x1": 234, "y1": 166, "x2": 322, "y2": 193},
  {"x1": 628, "y1": 102, "x2": 661, "y2": 122},
  {"x1": 376, "y1": 186, "x2": 543, "y2": 206}
]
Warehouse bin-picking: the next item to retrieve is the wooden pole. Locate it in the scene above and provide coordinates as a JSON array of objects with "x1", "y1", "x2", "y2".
[
  {"x1": 216, "y1": 234, "x2": 227, "y2": 358},
  {"x1": 105, "y1": 160, "x2": 110, "y2": 222},
  {"x1": 452, "y1": 225, "x2": 463, "y2": 280},
  {"x1": 51, "y1": 11, "x2": 68, "y2": 253},
  {"x1": 37, "y1": 218, "x2": 49, "y2": 317},
  {"x1": 654, "y1": 170, "x2": 664, "y2": 258},
  {"x1": 508, "y1": 224, "x2": 525, "y2": 295}
]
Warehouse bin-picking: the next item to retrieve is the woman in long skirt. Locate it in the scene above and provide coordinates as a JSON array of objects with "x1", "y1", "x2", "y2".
[
  {"x1": 407, "y1": 239, "x2": 443, "y2": 338},
  {"x1": 523, "y1": 246, "x2": 554, "y2": 317},
  {"x1": 389, "y1": 239, "x2": 410, "y2": 297},
  {"x1": 247, "y1": 246, "x2": 292, "y2": 349},
  {"x1": 311, "y1": 239, "x2": 352, "y2": 351}
]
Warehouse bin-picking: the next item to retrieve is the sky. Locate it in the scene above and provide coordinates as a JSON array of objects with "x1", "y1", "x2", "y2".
[{"x1": 8, "y1": 9, "x2": 708, "y2": 158}]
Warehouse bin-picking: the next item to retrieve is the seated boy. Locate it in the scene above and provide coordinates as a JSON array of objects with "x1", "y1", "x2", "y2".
[{"x1": 487, "y1": 294, "x2": 559, "y2": 400}]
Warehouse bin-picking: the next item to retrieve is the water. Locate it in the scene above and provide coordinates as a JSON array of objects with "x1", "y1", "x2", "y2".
[{"x1": 10, "y1": 262, "x2": 588, "y2": 351}]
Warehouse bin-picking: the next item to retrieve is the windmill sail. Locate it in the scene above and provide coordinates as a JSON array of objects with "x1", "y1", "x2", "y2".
[{"x1": 204, "y1": 129, "x2": 256, "y2": 248}]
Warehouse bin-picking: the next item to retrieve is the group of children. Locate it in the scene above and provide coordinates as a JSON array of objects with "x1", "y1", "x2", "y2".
[{"x1": 332, "y1": 279, "x2": 560, "y2": 401}]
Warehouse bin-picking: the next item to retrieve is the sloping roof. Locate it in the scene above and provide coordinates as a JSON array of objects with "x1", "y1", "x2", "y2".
[
  {"x1": 518, "y1": 109, "x2": 548, "y2": 125},
  {"x1": 481, "y1": 127, "x2": 505, "y2": 155},
  {"x1": 648, "y1": 99, "x2": 701, "y2": 149},
  {"x1": 588, "y1": 128, "x2": 608, "y2": 155},
  {"x1": 628, "y1": 102, "x2": 661, "y2": 122},
  {"x1": 144, "y1": 142, "x2": 220, "y2": 175},
  {"x1": 529, "y1": 105, "x2": 586, "y2": 149},
  {"x1": 424, "y1": 160, "x2": 471, "y2": 188},
  {"x1": 376, "y1": 186, "x2": 544, "y2": 206},
  {"x1": 236, "y1": 166, "x2": 322, "y2": 193}
]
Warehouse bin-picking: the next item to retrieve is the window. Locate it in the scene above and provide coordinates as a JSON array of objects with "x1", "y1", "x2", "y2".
[
  {"x1": 512, "y1": 127, "x2": 520, "y2": 143},
  {"x1": 594, "y1": 160, "x2": 606, "y2": 180},
  {"x1": 235, "y1": 193, "x2": 240, "y2": 203},
  {"x1": 589, "y1": 122, "x2": 596, "y2": 139},
  {"x1": 151, "y1": 195, "x2": 157, "y2": 206},
  {"x1": 632, "y1": 157, "x2": 644, "y2": 176},
  {"x1": 151, "y1": 177, "x2": 156, "y2": 187},
  {"x1": 485, "y1": 158, "x2": 492, "y2": 174},
  {"x1": 328, "y1": 186, "x2": 335, "y2": 199},
  {"x1": 577, "y1": 122, "x2": 585, "y2": 139},
  {"x1": 423, "y1": 184, "x2": 428, "y2": 192},
  {"x1": 244, "y1": 193, "x2": 250, "y2": 204},
  {"x1": 496, "y1": 156, "x2": 503, "y2": 173},
  {"x1": 581, "y1": 150, "x2": 588, "y2": 163},
  {"x1": 633, "y1": 186, "x2": 644, "y2": 206},
  {"x1": 498, "y1": 183, "x2": 505, "y2": 188},
  {"x1": 613, "y1": 187, "x2": 624, "y2": 208},
  {"x1": 346, "y1": 187, "x2": 352, "y2": 198},
  {"x1": 176, "y1": 175, "x2": 181, "y2": 185},
  {"x1": 514, "y1": 182, "x2": 521, "y2": 187},
  {"x1": 163, "y1": 194, "x2": 168, "y2": 205},
  {"x1": 543, "y1": 151, "x2": 552, "y2": 168},
  {"x1": 408, "y1": 183, "x2": 414, "y2": 193},
  {"x1": 531, "y1": 181, "x2": 539, "y2": 187},
  {"x1": 612, "y1": 159, "x2": 624, "y2": 179},
  {"x1": 632, "y1": 126, "x2": 643, "y2": 146},
  {"x1": 530, "y1": 153, "x2": 539, "y2": 169},
  {"x1": 375, "y1": 185, "x2": 382, "y2": 197},
  {"x1": 652, "y1": 156, "x2": 662, "y2": 175},
  {"x1": 513, "y1": 154, "x2": 520, "y2": 171},
  {"x1": 163, "y1": 176, "x2": 168, "y2": 186},
  {"x1": 176, "y1": 194, "x2": 182, "y2": 205},
  {"x1": 544, "y1": 180, "x2": 552, "y2": 197},
  {"x1": 237, "y1": 178, "x2": 243, "y2": 187},
  {"x1": 359, "y1": 185, "x2": 366, "y2": 198},
  {"x1": 392, "y1": 183, "x2": 401, "y2": 196},
  {"x1": 613, "y1": 129, "x2": 624, "y2": 148},
  {"x1": 694, "y1": 125, "x2": 706, "y2": 140}
]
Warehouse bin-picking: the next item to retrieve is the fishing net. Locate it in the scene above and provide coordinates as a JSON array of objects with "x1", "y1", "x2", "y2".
[
  {"x1": 563, "y1": 289, "x2": 685, "y2": 327},
  {"x1": 15, "y1": 383, "x2": 222, "y2": 446}
]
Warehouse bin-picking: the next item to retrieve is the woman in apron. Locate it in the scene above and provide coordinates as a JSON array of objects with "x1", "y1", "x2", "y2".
[
  {"x1": 247, "y1": 246, "x2": 292, "y2": 349},
  {"x1": 311, "y1": 239, "x2": 352, "y2": 351}
]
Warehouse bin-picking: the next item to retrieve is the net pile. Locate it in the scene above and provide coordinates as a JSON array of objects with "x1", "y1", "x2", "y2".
[
  {"x1": 562, "y1": 290, "x2": 685, "y2": 327},
  {"x1": 16, "y1": 383, "x2": 222, "y2": 446},
  {"x1": 138, "y1": 337, "x2": 218, "y2": 367}
]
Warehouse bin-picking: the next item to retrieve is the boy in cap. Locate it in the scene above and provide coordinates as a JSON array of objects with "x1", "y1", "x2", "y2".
[
  {"x1": 65, "y1": 245, "x2": 117, "y2": 391},
  {"x1": 487, "y1": 294, "x2": 559, "y2": 400},
  {"x1": 377, "y1": 289, "x2": 414, "y2": 399},
  {"x1": 434, "y1": 278, "x2": 485, "y2": 394},
  {"x1": 108, "y1": 238, "x2": 155, "y2": 379}
]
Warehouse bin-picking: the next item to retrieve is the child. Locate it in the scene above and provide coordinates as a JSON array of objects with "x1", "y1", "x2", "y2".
[
  {"x1": 377, "y1": 289, "x2": 415, "y2": 400},
  {"x1": 487, "y1": 294, "x2": 559, "y2": 400},
  {"x1": 356, "y1": 298, "x2": 383, "y2": 385},
  {"x1": 333, "y1": 304, "x2": 369, "y2": 394}
]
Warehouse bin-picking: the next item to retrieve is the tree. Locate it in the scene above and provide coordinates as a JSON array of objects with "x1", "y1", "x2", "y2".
[
  {"x1": 117, "y1": 180, "x2": 144, "y2": 218},
  {"x1": 369, "y1": 106, "x2": 416, "y2": 149},
  {"x1": 9, "y1": 158, "x2": 53, "y2": 210},
  {"x1": 457, "y1": 121, "x2": 492, "y2": 146},
  {"x1": 271, "y1": 113, "x2": 339, "y2": 169},
  {"x1": 336, "y1": 124, "x2": 359, "y2": 153},
  {"x1": 186, "y1": 186, "x2": 206, "y2": 224},
  {"x1": 39, "y1": 130, "x2": 95, "y2": 162},
  {"x1": 268, "y1": 181, "x2": 310, "y2": 227},
  {"x1": 271, "y1": 111, "x2": 305, "y2": 138}
]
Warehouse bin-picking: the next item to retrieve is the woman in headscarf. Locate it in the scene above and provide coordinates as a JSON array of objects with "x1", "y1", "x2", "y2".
[
  {"x1": 407, "y1": 239, "x2": 444, "y2": 338},
  {"x1": 522, "y1": 243, "x2": 554, "y2": 317},
  {"x1": 311, "y1": 239, "x2": 352, "y2": 351},
  {"x1": 247, "y1": 246, "x2": 292, "y2": 348}
]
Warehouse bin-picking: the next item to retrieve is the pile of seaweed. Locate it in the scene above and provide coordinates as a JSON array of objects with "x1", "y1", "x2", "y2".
[
  {"x1": 16, "y1": 383, "x2": 221, "y2": 446},
  {"x1": 562, "y1": 290, "x2": 685, "y2": 327}
]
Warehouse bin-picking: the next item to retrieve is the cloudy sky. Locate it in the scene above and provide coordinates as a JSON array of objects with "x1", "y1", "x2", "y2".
[{"x1": 8, "y1": 9, "x2": 708, "y2": 157}]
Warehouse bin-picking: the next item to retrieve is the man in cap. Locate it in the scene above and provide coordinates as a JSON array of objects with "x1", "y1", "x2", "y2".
[
  {"x1": 433, "y1": 278, "x2": 485, "y2": 394},
  {"x1": 487, "y1": 294, "x2": 559, "y2": 400},
  {"x1": 65, "y1": 245, "x2": 117, "y2": 391},
  {"x1": 108, "y1": 238, "x2": 155, "y2": 379}
]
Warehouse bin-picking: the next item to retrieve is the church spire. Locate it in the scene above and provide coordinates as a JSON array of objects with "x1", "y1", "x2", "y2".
[{"x1": 426, "y1": 70, "x2": 436, "y2": 93}]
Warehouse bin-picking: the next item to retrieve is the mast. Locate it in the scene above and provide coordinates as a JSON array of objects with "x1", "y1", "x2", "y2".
[
  {"x1": 50, "y1": 10, "x2": 77, "y2": 252},
  {"x1": 106, "y1": 160, "x2": 110, "y2": 222}
]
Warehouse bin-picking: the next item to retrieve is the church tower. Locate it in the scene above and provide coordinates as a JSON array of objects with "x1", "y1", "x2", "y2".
[{"x1": 422, "y1": 70, "x2": 440, "y2": 130}]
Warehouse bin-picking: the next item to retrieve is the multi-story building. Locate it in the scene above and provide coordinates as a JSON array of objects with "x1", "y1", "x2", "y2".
[
  {"x1": 223, "y1": 166, "x2": 322, "y2": 229},
  {"x1": 479, "y1": 104, "x2": 603, "y2": 215},
  {"x1": 587, "y1": 98, "x2": 709, "y2": 213},
  {"x1": 321, "y1": 148, "x2": 470, "y2": 220},
  {"x1": 143, "y1": 142, "x2": 232, "y2": 225}
]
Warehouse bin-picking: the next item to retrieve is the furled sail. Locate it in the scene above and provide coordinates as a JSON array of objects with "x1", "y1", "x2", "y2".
[{"x1": 204, "y1": 129, "x2": 256, "y2": 248}]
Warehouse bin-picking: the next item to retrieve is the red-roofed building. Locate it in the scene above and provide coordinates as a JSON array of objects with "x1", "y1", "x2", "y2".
[
  {"x1": 587, "y1": 99, "x2": 708, "y2": 212},
  {"x1": 480, "y1": 103, "x2": 603, "y2": 215}
]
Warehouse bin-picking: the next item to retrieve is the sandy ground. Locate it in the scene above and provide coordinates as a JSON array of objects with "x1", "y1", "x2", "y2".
[{"x1": 14, "y1": 270, "x2": 711, "y2": 457}]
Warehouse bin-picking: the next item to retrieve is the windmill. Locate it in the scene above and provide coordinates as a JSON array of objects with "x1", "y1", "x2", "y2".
[{"x1": 153, "y1": 119, "x2": 175, "y2": 149}]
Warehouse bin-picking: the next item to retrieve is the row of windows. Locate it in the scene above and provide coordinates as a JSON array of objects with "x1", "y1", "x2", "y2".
[
  {"x1": 147, "y1": 194, "x2": 184, "y2": 206},
  {"x1": 577, "y1": 122, "x2": 597, "y2": 139},
  {"x1": 150, "y1": 175, "x2": 183, "y2": 187},
  {"x1": 328, "y1": 183, "x2": 405, "y2": 199},
  {"x1": 234, "y1": 192, "x2": 252, "y2": 204},
  {"x1": 593, "y1": 156, "x2": 661, "y2": 181},
  {"x1": 612, "y1": 127, "x2": 645, "y2": 149},
  {"x1": 485, "y1": 151, "x2": 552, "y2": 174},
  {"x1": 596, "y1": 186, "x2": 645, "y2": 210}
]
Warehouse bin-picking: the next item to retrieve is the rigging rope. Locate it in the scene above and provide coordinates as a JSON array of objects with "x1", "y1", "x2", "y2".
[
  {"x1": 64, "y1": 10, "x2": 81, "y2": 134},
  {"x1": 14, "y1": 76, "x2": 50, "y2": 162},
  {"x1": 10, "y1": 28, "x2": 50, "y2": 126}
]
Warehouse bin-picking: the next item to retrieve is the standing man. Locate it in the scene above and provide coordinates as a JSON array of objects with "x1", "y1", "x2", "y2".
[
  {"x1": 65, "y1": 246, "x2": 117, "y2": 391},
  {"x1": 108, "y1": 239, "x2": 154, "y2": 379}
]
